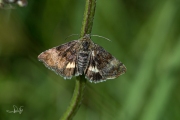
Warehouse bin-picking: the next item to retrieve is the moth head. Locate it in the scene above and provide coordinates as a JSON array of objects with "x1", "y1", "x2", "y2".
[
  {"x1": 80, "y1": 34, "x2": 92, "y2": 50},
  {"x1": 81, "y1": 40, "x2": 90, "y2": 51}
]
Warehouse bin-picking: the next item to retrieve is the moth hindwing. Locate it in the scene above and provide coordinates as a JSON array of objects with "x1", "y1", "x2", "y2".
[{"x1": 38, "y1": 34, "x2": 126, "y2": 83}]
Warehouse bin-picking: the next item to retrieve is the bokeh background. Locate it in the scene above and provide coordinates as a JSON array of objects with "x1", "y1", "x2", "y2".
[{"x1": 0, "y1": 0, "x2": 180, "y2": 120}]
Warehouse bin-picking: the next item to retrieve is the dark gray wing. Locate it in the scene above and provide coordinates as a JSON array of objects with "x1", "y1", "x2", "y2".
[{"x1": 85, "y1": 44, "x2": 126, "y2": 83}]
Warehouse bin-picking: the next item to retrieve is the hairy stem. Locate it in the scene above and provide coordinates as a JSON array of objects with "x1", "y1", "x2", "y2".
[{"x1": 60, "y1": 0, "x2": 96, "y2": 119}]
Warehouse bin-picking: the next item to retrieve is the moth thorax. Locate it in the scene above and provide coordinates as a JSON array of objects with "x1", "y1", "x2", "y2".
[
  {"x1": 78, "y1": 52, "x2": 89, "y2": 75},
  {"x1": 82, "y1": 41, "x2": 90, "y2": 51}
]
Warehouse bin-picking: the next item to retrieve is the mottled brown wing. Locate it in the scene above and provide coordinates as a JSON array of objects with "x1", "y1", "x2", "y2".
[
  {"x1": 38, "y1": 40, "x2": 80, "y2": 79},
  {"x1": 85, "y1": 44, "x2": 126, "y2": 83}
]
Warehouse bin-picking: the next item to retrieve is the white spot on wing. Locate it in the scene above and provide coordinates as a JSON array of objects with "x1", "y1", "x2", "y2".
[
  {"x1": 92, "y1": 51, "x2": 95, "y2": 56},
  {"x1": 66, "y1": 62, "x2": 75, "y2": 68},
  {"x1": 88, "y1": 66, "x2": 99, "y2": 73}
]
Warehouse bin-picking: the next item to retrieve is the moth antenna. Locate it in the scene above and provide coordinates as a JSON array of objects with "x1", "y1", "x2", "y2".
[
  {"x1": 65, "y1": 34, "x2": 79, "y2": 40},
  {"x1": 91, "y1": 35, "x2": 112, "y2": 42}
]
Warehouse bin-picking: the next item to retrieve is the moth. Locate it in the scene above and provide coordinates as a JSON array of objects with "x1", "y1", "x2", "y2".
[
  {"x1": 0, "y1": 0, "x2": 27, "y2": 8},
  {"x1": 38, "y1": 34, "x2": 126, "y2": 83}
]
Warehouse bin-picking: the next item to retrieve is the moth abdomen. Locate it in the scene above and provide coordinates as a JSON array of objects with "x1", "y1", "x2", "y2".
[{"x1": 78, "y1": 52, "x2": 89, "y2": 74}]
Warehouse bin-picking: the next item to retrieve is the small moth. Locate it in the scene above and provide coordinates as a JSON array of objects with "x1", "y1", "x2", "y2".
[{"x1": 38, "y1": 34, "x2": 126, "y2": 83}]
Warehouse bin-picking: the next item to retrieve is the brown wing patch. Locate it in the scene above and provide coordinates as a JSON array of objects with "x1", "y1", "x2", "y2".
[{"x1": 38, "y1": 40, "x2": 80, "y2": 79}]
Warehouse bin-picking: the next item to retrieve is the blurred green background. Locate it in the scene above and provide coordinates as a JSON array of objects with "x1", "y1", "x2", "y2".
[{"x1": 0, "y1": 0, "x2": 180, "y2": 120}]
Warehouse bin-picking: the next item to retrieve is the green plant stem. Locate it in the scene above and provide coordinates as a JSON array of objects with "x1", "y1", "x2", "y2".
[
  {"x1": 60, "y1": 76, "x2": 86, "y2": 120},
  {"x1": 80, "y1": 0, "x2": 96, "y2": 37},
  {"x1": 60, "y1": 0, "x2": 96, "y2": 120}
]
